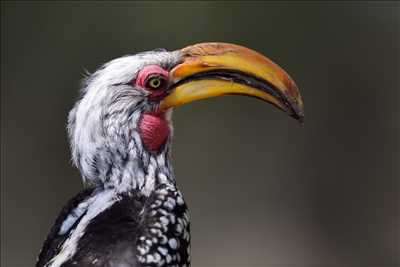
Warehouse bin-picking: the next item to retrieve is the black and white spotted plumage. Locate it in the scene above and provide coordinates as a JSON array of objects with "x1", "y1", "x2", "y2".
[
  {"x1": 37, "y1": 50, "x2": 190, "y2": 267},
  {"x1": 38, "y1": 184, "x2": 189, "y2": 267}
]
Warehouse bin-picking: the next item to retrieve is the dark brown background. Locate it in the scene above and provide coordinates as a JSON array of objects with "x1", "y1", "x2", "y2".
[{"x1": 1, "y1": 2, "x2": 399, "y2": 267}]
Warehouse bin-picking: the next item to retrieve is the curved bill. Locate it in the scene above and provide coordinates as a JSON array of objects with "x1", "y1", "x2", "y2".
[{"x1": 159, "y1": 42, "x2": 304, "y2": 122}]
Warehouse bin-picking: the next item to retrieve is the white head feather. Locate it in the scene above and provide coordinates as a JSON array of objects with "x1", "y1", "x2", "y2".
[{"x1": 68, "y1": 50, "x2": 180, "y2": 190}]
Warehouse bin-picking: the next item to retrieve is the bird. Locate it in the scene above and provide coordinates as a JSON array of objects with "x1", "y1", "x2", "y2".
[{"x1": 36, "y1": 42, "x2": 304, "y2": 267}]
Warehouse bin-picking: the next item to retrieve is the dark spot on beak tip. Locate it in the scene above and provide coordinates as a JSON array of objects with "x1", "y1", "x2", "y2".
[
  {"x1": 292, "y1": 111, "x2": 305, "y2": 125},
  {"x1": 298, "y1": 115, "x2": 305, "y2": 125},
  {"x1": 286, "y1": 99, "x2": 304, "y2": 124}
]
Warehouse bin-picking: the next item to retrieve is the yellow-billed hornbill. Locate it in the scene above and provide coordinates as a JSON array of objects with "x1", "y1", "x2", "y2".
[{"x1": 37, "y1": 43, "x2": 304, "y2": 267}]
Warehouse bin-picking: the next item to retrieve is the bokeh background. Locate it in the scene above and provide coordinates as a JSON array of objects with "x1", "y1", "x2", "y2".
[{"x1": 1, "y1": 2, "x2": 399, "y2": 267}]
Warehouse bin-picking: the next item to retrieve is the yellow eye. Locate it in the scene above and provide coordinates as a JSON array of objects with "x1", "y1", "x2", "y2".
[{"x1": 146, "y1": 75, "x2": 165, "y2": 90}]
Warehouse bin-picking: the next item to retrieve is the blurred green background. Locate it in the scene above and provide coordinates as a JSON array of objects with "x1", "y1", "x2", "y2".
[{"x1": 1, "y1": 2, "x2": 399, "y2": 267}]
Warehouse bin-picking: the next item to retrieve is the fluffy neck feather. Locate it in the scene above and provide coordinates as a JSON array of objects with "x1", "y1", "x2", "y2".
[{"x1": 68, "y1": 97, "x2": 175, "y2": 195}]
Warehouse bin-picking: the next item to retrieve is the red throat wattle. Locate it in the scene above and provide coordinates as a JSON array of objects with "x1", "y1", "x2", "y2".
[{"x1": 138, "y1": 112, "x2": 170, "y2": 152}]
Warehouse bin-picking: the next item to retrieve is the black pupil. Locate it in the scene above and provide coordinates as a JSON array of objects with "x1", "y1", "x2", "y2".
[{"x1": 147, "y1": 76, "x2": 164, "y2": 89}]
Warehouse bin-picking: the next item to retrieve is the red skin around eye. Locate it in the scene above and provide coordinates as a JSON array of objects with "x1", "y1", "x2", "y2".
[
  {"x1": 135, "y1": 65, "x2": 169, "y2": 99},
  {"x1": 135, "y1": 65, "x2": 169, "y2": 88}
]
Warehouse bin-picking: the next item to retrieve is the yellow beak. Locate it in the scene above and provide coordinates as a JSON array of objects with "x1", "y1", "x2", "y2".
[{"x1": 159, "y1": 42, "x2": 304, "y2": 122}]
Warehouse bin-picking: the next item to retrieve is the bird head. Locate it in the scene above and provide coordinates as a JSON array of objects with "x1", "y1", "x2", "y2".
[{"x1": 68, "y1": 42, "x2": 304, "y2": 190}]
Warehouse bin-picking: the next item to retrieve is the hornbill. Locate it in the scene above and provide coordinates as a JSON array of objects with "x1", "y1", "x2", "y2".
[{"x1": 37, "y1": 42, "x2": 304, "y2": 267}]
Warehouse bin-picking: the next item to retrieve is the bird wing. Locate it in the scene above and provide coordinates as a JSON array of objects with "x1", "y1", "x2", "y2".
[
  {"x1": 36, "y1": 188, "x2": 95, "y2": 267},
  {"x1": 58, "y1": 192, "x2": 145, "y2": 267}
]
